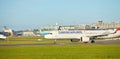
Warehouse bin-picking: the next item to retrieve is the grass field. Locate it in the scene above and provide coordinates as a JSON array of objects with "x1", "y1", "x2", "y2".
[
  {"x1": 0, "y1": 45, "x2": 120, "y2": 59},
  {"x1": 0, "y1": 37, "x2": 120, "y2": 59},
  {"x1": 0, "y1": 36, "x2": 73, "y2": 44}
]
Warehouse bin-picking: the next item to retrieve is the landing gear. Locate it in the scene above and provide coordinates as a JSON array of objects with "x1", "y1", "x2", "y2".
[
  {"x1": 91, "y1": 40, "x2": 95, "y2": 43},
  {"x1": 90, "y1": 37, "x2": 96, "y2": 43}
]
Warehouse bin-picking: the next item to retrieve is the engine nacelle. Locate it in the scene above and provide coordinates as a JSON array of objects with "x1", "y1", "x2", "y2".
[
  {"x1": 70, "y1": 39, "x2": 80, "y2": 42},
  {"x1": 81, "y1": 37, "x2": 90, "y2": 43}
]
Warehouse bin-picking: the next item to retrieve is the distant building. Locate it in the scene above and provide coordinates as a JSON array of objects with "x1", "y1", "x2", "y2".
[
  {"x1": 75, "y1": 24, "x2": 91, "y2": 30},
  {"x1": 40, "y1": 25, "x2": 59, "y2": 31},
  {"x1": 40, "y1": 24, "x2": 91, "y2": 31},
  {"x1": 2, "y1": 26, "x2": 14, "y2": 36},
  {"x1": 22, "y1": 30, "x2": 36, "y2": 36},
  {"x1": 59, "y1": 25, "x2": 75, "y2": 30},
  {"x1": 14, "y1": 31, "x2": 23, "y2": 36},
  {"x1": 91, "y1": 21, "x2": 120, "y2": 29},
  {"x1": 40, "y1": 21, "x2": 120, "y2": 31}
]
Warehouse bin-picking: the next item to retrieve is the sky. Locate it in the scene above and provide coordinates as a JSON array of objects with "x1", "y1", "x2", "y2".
[{"x1": 0, "y1": 0, "x2": 120, "y2": 30}]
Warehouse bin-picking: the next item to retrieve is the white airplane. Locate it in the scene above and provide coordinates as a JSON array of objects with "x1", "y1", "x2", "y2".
[
  {"x1": 0, "y1": 34, "x2": 6, "y2": 40},
  {"x1": 44, "y1": 27, "x2": 120, "y2": 43}
]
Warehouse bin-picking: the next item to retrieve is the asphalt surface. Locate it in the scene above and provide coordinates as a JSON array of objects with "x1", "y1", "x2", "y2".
[
  {"x1": 95, "y1": 39, "x2": 120, "y2": 44},
  {"x1": 0, "y1": 39, "x2": 120, "y2": 46}
]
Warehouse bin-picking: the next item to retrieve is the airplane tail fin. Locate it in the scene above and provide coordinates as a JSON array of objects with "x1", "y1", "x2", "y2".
[{"x1": 114, "y1": 27, "x2": 120, "y2": 33}]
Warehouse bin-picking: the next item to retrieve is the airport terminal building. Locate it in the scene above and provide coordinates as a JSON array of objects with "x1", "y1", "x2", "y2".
[{"x1": 40, "y1": 21, "x2": 120, "y2": 31}]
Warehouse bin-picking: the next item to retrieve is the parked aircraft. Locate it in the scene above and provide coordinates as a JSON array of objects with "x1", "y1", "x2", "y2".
[{"x1": 0, "y1": 34, "x2": 6, "y2": 40}]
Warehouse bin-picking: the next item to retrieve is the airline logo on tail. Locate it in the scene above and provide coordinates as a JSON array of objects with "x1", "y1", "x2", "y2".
[{"x1": 115, "y1": 27, "x2": 120, "y2": 33}]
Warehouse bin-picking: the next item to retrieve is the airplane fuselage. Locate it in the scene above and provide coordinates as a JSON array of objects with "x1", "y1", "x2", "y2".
[{"x1": 44, "y1": 29, "x2": 114, "y2": 39}]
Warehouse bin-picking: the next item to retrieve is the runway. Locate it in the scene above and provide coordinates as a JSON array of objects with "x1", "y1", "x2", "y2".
[
  {"x1": 0, "y1": 40, "x2": 120, "y2": 46},
  {"x1": 95, "y1": 40, "x2": 120, "y2": 44}
]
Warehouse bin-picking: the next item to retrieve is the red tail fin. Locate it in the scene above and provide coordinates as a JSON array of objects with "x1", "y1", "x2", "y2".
[{"x1": 115, "y1": 27, "x2": 120, "y2": 33}]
